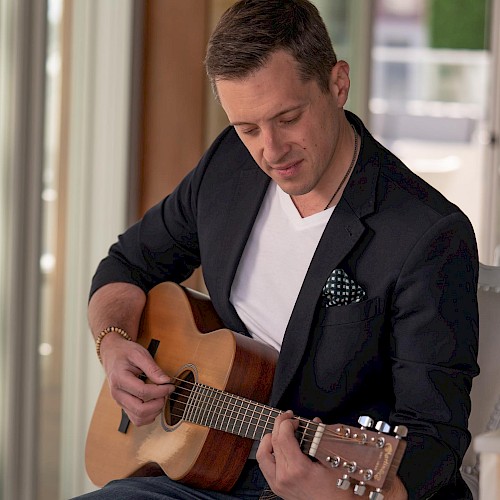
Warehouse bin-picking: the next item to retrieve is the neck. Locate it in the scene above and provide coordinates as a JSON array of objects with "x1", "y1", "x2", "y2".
[
  {"x1": 323, "y1": 123, "x2": 358, "y2": 210},
  {"x1": 289, "y1": 121, "x2": 360, "y2": 218}
]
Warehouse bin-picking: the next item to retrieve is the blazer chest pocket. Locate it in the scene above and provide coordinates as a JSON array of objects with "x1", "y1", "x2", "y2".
[
  {"x1": 320, "y1": 296, "x2": 385, "y2": 326},
  {"x1": 312, "y1": 296, "x2": 387, "y2": 395}
]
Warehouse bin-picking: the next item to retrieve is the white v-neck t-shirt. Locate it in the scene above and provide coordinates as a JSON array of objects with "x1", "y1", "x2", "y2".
[{"x1": 230, "y1": 182, "x2": 334, "y2": 351}]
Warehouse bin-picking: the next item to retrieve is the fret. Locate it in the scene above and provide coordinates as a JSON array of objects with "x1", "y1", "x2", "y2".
[
  {"x1": 220, "y1": 392, "x2": 232, "y2": 433},
  {"x1": 207, "y1": 387, "x2": 222, "y2": 429},
  {"x1": 253, "y1": 405, "x2": 277, "y2": 441},
  {"x1": 237, "y1": 398, "x2": 252, "y2": 437},
  {"x1": 212, "y1": 391, "x2": 226, "y2": 431},
  {"x1": 248, "y1": 401, "x2": 258, "y2": 439},
  {"x1": 199, "y1": 385, "x2": 212, "y2": 427},
  {"x1": 230, "y1": 396, "x2": 243, "y2": 434},
  {"x1": 220, "y1": 392, "x2": 236, "y2": 434},
  {"x1": 191, "y1": 384, "x2": 209, "y2": 425},
  {"x1": 298, "y1": 420, "x2": 310, "y2": 452},
  {"x1": 189, "y1": 385, "x2": 203, "y2": 424},
  {"x1": 225, "y1": 395, "x2": 235, "y2": 433},
  {"x1": 298, "y1": 420, "x2": 313, "y2": 454},
  {"x1": 185, "y1": 385, "x2": 197, "y2": 423}
]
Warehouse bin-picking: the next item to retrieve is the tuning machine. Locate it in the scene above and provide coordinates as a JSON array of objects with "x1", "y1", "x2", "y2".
[
  {"x1": 362, "y1": 416, "x2": 408, "y2": 439},
  {"x1": 353, "y1": 482, "x2": 366, "y2": 496},
  {"x1": 394, "y1": 424, "x2": 408, "y2": 439},
  {"x1": 375, "y1": 420, "x2": 391, "y2": 434},
  {"x1": 336, "y1": 474, "x2": 351, "y2": 490},
  {"x1": 358, "y1": 415, "x2": 374, "y2": 429}
]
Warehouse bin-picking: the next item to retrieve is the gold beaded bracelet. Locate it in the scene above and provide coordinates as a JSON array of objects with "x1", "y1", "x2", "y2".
[{"x1": 95, "y1": 326, "x2": 132, "y2": 362}]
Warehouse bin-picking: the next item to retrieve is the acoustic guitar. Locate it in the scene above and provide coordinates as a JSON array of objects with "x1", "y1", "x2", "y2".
[{"x1": 86, "y1": 282, "x2": 406, "y2": 498}]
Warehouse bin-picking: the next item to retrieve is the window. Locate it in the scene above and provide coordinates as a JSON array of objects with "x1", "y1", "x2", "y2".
[{"x1": 369, "y1": 0, "x2": 495, "y2": 263}]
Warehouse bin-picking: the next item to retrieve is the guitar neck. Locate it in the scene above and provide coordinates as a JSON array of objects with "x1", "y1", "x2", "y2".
[{"x1": 172, "y1": 380, "x2": 323, "y2": 457}]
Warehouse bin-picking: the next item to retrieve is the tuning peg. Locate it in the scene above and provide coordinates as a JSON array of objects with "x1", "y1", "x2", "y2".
[
  {"x1": 354, "y1": 483, "x2": 366, "y2": 496},
  {"x1": 375, "y1": 420, "x2": 391, "y2": 434},
  {"x1": 336, "y1": 475, "x2": 351, "y2": 490},
  {"x1": 369, "y1": 488, "x2": 385, "y2": 499},
  {"x1": 394, "y1": 424, "x2": 408, "y2": 438},
  {"x1": 358, "y1": 415, "x2": 375, "y2": 428}
]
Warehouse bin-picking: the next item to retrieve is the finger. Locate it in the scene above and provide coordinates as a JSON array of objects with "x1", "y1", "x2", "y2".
[
  {"x1": 256, "y1": 434, "x2": 277, "y2": 484},
  {"x1": 115, "y1": 389, "x2": 166, "y2": 426},
  {"x1": 110, "y1": 344, "x2": 174, "y2": 401},
  {"x1": 126, "y1": 344, "x2": 172, "y2": 385},
  {"x1": 272, "y1": 410, "x2": 295, "y2": 437},
  {"x1": 116, "y1": 370, "x2": 173, "y2": 403},
  {"x1": 136, "y1": 352, "x2": 172, "y2": 385},
  {"x1": 272, "y1": 411, "x2": 299, "y2": 455},
  {"x1": 256, "y1": 432, "x2": 274, "y2": 461}
]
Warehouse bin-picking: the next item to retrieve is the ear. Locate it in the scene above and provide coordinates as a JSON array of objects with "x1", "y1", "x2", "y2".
[{"x1": 329, "y1": 61, "x2": 350, "y2": 107}]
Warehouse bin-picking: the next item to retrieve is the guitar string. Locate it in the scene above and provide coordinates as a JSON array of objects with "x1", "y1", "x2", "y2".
[
  {"x1": 167, "y1": 376, "x2": 323, "y2": 442},
  {"x1": 156, "y1": 377, "x2": 393, "y2": 475},
  {"x1": 166, "y1": 403, "x2": 381, "y2": 474},
  {"x1": 165, "y1": 398, "x2": 365, "y2": 451},
  {"x1": 166, "y1": 376, "x2": 361, "y2": 443},
  {"x1": 164, "y1": 392, "x2": 387, "y2": 475},
  {"x1": 163, "y1": 376, "x2": 380, "y2": 448}
]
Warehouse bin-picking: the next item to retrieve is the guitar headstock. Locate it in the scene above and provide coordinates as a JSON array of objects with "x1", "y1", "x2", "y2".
[{"x1": 313, "y1": 416, "x2": 407, "y2": 498}]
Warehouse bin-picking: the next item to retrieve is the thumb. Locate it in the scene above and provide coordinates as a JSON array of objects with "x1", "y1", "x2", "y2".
[{"x1": 139, "y1": 354, "x2": 171, "y2": 385}]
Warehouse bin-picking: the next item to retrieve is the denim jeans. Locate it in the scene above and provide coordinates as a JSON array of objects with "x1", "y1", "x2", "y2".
[{"x1": 71, "y1": 460, "x2": 280, "y2": 500}]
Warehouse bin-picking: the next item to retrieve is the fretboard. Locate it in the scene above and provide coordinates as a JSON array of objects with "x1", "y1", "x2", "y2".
[{"x1": 172, "y1": 381, "x2": 324, "y2": 456}]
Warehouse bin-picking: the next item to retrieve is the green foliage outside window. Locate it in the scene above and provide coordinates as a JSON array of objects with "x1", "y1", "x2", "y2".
[{"x1": 427, "y1": 0, "x2": 489, "y2": 50}]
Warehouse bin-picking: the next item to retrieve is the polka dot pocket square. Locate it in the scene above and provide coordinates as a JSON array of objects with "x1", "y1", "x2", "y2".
[{"x1": 322, "y1": 268, "x2": 366, "y2": 307}]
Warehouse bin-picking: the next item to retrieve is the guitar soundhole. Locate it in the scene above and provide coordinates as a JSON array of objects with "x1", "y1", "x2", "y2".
[{"x1": 164, "y1": 369, "x2": 195, "y2": 427}]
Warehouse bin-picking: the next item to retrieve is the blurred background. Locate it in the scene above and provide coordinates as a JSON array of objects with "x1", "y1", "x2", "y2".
[{"x1": 1, "y1": 0, "x2": 499, "y2": 498}]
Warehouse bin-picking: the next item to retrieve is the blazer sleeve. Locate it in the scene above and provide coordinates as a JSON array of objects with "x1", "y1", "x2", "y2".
[
  {"x1": 390, "y1": 211, "x2": 479, "y2": 498},
  {"x1": 89, "y1": 127, "x2": 234, "y2": 299}
]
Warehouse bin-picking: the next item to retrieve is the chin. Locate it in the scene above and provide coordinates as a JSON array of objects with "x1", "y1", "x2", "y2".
[{"x1": 277, "y1": 182, "x2": 312, "y2": 197}]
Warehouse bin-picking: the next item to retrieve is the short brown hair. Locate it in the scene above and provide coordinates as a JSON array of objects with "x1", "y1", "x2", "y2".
[{"x1": 205, "y1": 0, "x2": 337, "y2": 99}]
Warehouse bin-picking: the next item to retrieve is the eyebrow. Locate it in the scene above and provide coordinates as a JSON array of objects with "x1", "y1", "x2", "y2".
[{"x1": 230, "y1": 105, "x2": 304, "y2": 127}]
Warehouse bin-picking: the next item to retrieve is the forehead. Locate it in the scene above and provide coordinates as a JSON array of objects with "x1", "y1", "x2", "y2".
[{"x1": 216, "y1": 51, "x2": 318, "y2": 123}]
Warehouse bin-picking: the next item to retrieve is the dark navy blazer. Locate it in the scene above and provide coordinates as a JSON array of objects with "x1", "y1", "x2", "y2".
[{"x1": 91, "y1": 112, "x2": 479, "y2": 499}]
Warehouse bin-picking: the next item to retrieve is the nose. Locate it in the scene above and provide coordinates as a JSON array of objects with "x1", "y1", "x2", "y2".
[{"x1": 262, "y1": 127, "x2": 290, "y2": 166}]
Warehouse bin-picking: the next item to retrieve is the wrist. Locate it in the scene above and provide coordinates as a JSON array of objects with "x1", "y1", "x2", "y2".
[{"x1": 95, "y1": 326, "x2": 132, "y2": 363}]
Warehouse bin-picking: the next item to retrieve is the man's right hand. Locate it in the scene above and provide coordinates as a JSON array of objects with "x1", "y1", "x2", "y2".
[{"x1": 99, "y1": 331, "x2": 174, "y2": 426}]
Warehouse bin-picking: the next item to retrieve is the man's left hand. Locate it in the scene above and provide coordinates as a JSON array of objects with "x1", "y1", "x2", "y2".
[{"x1": 256, "y1": 410, "x2": 408, "y2": 500}]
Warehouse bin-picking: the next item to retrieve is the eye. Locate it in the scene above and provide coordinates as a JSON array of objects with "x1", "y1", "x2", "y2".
[
  {"x1": 240, "y1": 127, "x2": 259, "y2": 136},
  {"x1": 281, "y1": 114, "x2": 300, "y2": 126}
]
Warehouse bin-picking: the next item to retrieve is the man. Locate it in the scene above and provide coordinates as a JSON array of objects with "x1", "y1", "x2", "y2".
[{"x1": 78, "y1": 1, "x2": 479, "y2": 499}]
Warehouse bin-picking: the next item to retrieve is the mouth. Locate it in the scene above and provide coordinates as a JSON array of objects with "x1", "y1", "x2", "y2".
[{"x1": 271, "y1": 160, "x2": 303, "y2": 178}]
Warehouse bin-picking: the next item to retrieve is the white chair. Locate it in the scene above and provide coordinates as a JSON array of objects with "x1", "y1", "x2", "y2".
[
  {"x1": 461, "y1": 263, "x2": 500, "y2": 499},
  {"x1": 474, "y1": 429, "x2": 500, "y2": 499}
]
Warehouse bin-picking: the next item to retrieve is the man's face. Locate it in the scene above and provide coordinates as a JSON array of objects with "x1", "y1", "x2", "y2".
[{"x1": 217, "y1": 50, "x2": 349, "y2": 200}]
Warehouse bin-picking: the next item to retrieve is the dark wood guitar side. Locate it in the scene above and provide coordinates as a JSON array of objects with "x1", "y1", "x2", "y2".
[{"x1": 86, "y1": 282, "x2": 406, "y2": 496}]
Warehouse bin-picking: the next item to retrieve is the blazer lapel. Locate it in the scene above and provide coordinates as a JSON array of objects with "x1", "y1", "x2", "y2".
[
  {"x1": 213, "y1": 162, "x2": 270, "y2": 331},
  {"x1": 269, "y1": 201, "x2": 367, "y2": 405},
  {"x1": 269, "y1": 123, "x2": 382, "y2": 405}
]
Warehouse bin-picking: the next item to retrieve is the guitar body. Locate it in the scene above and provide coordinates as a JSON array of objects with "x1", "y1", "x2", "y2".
[{"x1": 85, "y1": 282, "x2": 279, "y2": 491}]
